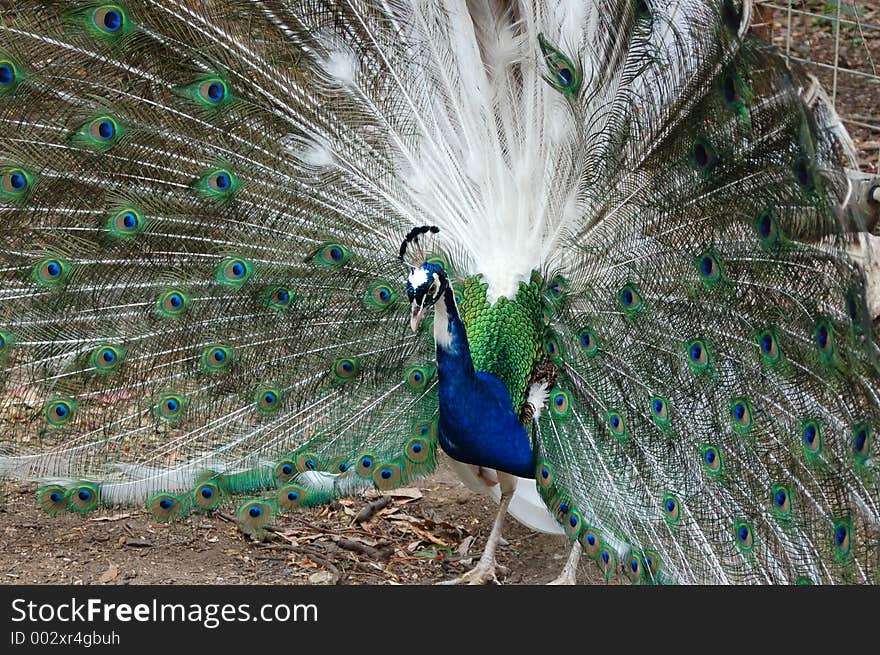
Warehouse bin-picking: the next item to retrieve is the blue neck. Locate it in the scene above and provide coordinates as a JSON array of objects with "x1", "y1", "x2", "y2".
[{"x1": 433, "y1": 285, "x2": 535, "y2": 478}]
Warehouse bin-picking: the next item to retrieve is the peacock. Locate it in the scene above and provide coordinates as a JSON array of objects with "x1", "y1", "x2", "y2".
[{"x1": 1, "y1": 0, "x2": 878, "y2": 585}]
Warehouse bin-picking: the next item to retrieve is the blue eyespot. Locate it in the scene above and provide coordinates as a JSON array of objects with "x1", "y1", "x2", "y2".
[
  {"x1": 0, "y1": 64, "x2": 13, "y2": 87},
  {"x1": 611, "y1": 415, "x2": 620, "y2": 429},
  {"x1": 97, "y1": 119, "x2": 115, "y2": 140},
  {"x1": 555, "y1": 395, "x2": 564, "y2": 406},
  {"x1": 705, "y1": 450, "x2": 716, "y2": 464},
  {"x1": 215, "y1": 172, "x2": 231, "y2": 191},
  {"x1": 412, "y1": 443, "x2": 423, "y2": 454},
  {"x1": 700, "y1": 256, "x2": 713, "y2": 276},
  {"x1": 665, "y1": 499, "x2": 676, "y2": 513},
  {"x1": 694, "y1": 144, "x2": 708, "y2": 167},
  {"x1": 569, "y1": 515, "x2": 578, "y2": 528},
  {"x1": 816, "y1": 325, "x2": 828, "y2": 350},
  {"x1": 690, "y1": 343, "x2": 702, "y2": 360},
  {"x1": 165, "y1": 398, "x2": 179, "y2": 412},
  {"x1": 835, "y1": 525, "x2": 847, "y2": 546},
  {"x1": 852, "y1": 424, "x2": 871, "y2": 459},
  {"x1": 100, "y1": 349, "x2": 116, "y2": 364},
  {"x1": 103, "y1": 9, "x2": 122, "y2": 32},
  {"x1": 329, "y1": 246, "x2": 343, "y2": 261},
  {"x1": 622, "y1": 289, "x2": 634, "y2": 306},
  {"x1": 46, "y1": 261, "x2": 61, "y2": 278},
  {"x1": 557, "y1": 68, "x2": 574, "y2": 87},
  {"x1": 760, "y1": 334, "x2": 772, "y2": 353},
  {"x1": 200, "y1": 487, "x2": 214, "y2": 499},
  {"x1": 281, "y1": 463, "x2": 293, "y2": 475},
  {"x1": 586, "y1": 533, "x2": 596, "y2": 546},
  {"x1": 412, "y1": 371, "x2": 423, "y2": 382},
  {"x1": 207, "y1": 82, "x2": 224, "y2": 102},
  {"x1": 847, "y1": 294, "x2": 859, "y2": 320},
  {"x1": 774, "y1": 490, "x2": 787, "y2": 507},
  {"x1": 804, "y1": 425, "x2": 816, "y2": 445},
  {"x1": 231, "y1": 262, "x2": 244, "y2": 277},
  {"x1": 380, "y1": 468, "x2": 392, "y2": 480},
  {"x1": 855, "y1": 430, "x2": 866, "y2": 452},
  {"x1": 159, "y1": 498, "x2": 173, "y2": 510},
  {"x1": 10, "y1": 171, "x2": 25, "y2": 190},
  {"x1": 287, "y1": 491, "x2": 299, "y2": 502},
  {"x1": 211, "y1": 348, "x2": 225, "y2": 363},
  {"x1": 341, "y1": 360, "x2": 353, "y2": 372},
  {"x1": 758, "y1": 213, "x2": 772, "y2": 239},
  {"x1": 338, "y1": 462, "x2": 350, "y2": 473},
  {"x1": 653, "y1": 399, "x2": 664, "y2": 414},
  {"x1": 249, "y1": 506, "x2": 262, "y2": 518},
  {"x1": 50, "y1": 491, "x2": 63, "y2": 503}
]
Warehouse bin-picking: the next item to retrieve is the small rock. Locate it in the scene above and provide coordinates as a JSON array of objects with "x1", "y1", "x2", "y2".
[
  {"x1": 308, "y1": 570, "x2": 335, "y2": 585},
  {"x1": 98, "y1": 563, "x2": 118, "y2": 584}
]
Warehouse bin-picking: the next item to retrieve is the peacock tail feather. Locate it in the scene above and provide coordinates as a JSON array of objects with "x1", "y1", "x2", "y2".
[
  {"x1": 529, "y1": 2, "x2": 880, "y2": 583},
  {"x1": 0, "y1": 0, "x2": 877, "y2": 580}
]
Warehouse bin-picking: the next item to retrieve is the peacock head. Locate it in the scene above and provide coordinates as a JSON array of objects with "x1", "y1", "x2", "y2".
[
  {"x1": 400, "y1": 226, "x2": 447, "y2": 331},
  {"x1": 406, "y1": 262, "x2": 447, "y2": 331}
]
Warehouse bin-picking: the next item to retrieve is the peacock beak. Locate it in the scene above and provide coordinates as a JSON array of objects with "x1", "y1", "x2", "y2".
[{"x1": 410, "y1": 301, "x2": 427, "y2": 332}]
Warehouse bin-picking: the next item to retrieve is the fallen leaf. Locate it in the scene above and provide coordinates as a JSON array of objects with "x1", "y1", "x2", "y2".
[
  {"x1": 308, "y1": 570, "x2": 334, "y2": 584},
  {"x1": 387, "y1": 487, "x2": 423, "y2": 500},
  {"x1": 89, "y1": 513, "x2": 132, "y2": 522},
  {"x1": 98, "y1": 563, "x2": 118, "y2": 584}
]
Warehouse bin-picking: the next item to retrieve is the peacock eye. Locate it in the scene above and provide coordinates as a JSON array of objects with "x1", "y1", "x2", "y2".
[
  {"x1": 198, "y1": 79, "x2": 228, "y2": 105},
  {"x1": 201, "y1": 168, "x2": 237, "y2": 198},
  {"x1": 202, "y1": 344, "x2": 233, "y2": 372},
  {"x1": 538, "y1": 34, "x2": 581, "y2": 96},
  {"x1": 88, "y1": 116, "x2": 118, "y2": 142},
  {"x1": 0, "y1": 61, "x2": 17, "y2": 89},
  {"x1": 93, "y1": 5, "x2": 126, "y2": 35},
  {"x1": 156, "y1": 393, "x2": 185, "y2": 421},
  {"x1": 46, "y1": 399, "x2": 75, "y2": 426}
]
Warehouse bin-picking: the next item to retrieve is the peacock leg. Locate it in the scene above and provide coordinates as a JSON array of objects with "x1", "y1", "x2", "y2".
[
  {"x1": 546, "y1": 540, "x2": 581, "y2": 585},
  {"x1": 438, "y1": 473, "x2": 516, "y2": 585}
]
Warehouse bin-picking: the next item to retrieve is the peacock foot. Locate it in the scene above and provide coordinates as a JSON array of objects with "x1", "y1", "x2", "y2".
[
  {"x1": 437, "y1": 558, "x2": 507, "y2": 585},
  {"x1": 545, "y1": 569, "x2": 577, "y2": 585},
  {"x1": 544, "y1": 542, "x2": 581, "y2": 585}
]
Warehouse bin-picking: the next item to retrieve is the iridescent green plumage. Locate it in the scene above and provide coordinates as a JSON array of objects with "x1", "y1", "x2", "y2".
[{"x1": 458, "y1": 276, "x2": 546, "y2": 409}]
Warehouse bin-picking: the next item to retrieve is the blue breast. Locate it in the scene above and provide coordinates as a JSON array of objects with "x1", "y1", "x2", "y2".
[
  {"x1": 434, "y1": 289, "x2": 535, "y2": 478},
  {"x1": 438, "y1": 371, "x2": 535, "y2": 478}
]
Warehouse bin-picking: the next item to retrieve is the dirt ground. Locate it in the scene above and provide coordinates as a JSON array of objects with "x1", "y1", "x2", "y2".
[{"x1": 0, "y1": 460, "x2": 608, "y2": 586}]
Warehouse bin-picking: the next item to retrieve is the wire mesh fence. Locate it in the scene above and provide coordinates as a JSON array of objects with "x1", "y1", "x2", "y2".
[{"x1": 753, "y1": 1, "x2": 880, "y2": 171}]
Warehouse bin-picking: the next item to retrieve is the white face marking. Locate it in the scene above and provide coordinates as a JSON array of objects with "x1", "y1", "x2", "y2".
[
  {"x1": 408, "y1": 266, "x2": 430, "y2": 291},
  {"x1": 432, "y1": 295, "x2": 454, "y2": 350}
]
